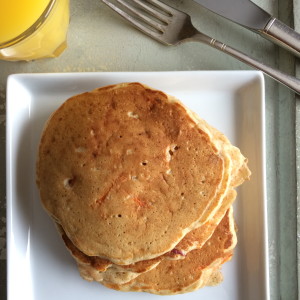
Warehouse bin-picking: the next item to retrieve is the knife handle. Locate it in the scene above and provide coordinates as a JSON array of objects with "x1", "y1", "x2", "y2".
[{"x1": 261, "y1": 18, "x2": 300, "y2": 58}]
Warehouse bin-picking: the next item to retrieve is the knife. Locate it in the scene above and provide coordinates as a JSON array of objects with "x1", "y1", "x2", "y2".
[{"x1": 193, "y1": 0, "x2": 300, "y2": 57}]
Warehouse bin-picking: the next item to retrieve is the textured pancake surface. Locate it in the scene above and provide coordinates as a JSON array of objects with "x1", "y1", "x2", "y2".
[
  {"x1": 102, "y1": 207, "x2": 236, "y2": 294},
  {"x1": 37, "y1": 83, "x2": 228, "y2": 264},
  {"x1": 58, "y1": 189, "x2": 236, "y2": 284}
]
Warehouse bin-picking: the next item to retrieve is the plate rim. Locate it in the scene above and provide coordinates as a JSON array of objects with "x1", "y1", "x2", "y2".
[{"x1": 5, "y1": 70, "x2": 268, "y2": 300}]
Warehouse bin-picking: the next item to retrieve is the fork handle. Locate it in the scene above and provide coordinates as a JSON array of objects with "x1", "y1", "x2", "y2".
[{"x1": 193, "y1": 33, "x2": 300, "y2": 94}]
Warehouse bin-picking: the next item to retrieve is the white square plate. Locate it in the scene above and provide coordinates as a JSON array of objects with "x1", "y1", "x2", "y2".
[{"x1": 6, "y1": 71, "x2": 268, "y2": 300}]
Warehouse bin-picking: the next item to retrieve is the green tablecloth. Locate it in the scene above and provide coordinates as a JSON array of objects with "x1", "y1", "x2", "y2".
[{"x1": 0, "y1": 0, "x2": 299, "y2": 298}]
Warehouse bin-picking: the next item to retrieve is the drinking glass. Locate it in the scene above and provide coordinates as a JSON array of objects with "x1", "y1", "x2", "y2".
[{"x1": 0, "y1": 0, "x2": 70, "y2": 61}]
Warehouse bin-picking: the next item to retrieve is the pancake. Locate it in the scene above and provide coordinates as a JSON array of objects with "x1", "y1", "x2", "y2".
[
  {"x1": 168, "y1": 189, "x2": 237, "y2": 258},
  {"x1": 58, "y1": 223, "x2": 161, "y2": 272},
  {"x1": 37, "y1": 82, "x2": 232, "y2": 265},
  {"x1": 188, "y1": 111, "x2": 250, "y2": 224},
  {"x1": 100, "y1": 206, "x2": 237, "y2": 294},
  {"x1": 205, "y1": 269, "x2": 224, "y2": 286},
  {"x1": 58, "y1": 189, "x2": 237, "y2": 285}
]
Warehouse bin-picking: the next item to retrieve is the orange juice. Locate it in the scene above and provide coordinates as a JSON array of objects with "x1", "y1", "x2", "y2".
[
  {"x1": 0, "y1": 0, "x2": 50, "y2": 44},
  {"x1": 0, "y1": 0, "x2": 69, "y2": 61}
]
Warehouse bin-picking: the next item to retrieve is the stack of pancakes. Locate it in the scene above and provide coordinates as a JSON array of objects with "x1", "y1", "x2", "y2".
[{"x1": 36, "y1": 82, "x2": 250, "y2": 295}]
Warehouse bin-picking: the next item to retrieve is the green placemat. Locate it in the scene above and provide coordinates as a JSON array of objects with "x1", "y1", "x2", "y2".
[{"x1": 294, "y1": 0, "x2": 300, "y2": 298}]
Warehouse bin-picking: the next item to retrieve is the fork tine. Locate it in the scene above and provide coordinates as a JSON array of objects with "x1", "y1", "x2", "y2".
[
  {"x1": 131, "y1": 0, "x2": 170, "y2": 24},
  {"x1": 116, "y1": 0, "x2": 166, "y2": 32},
  {"x1": 146, "y1": 0, "x2": 177, "y2": 15},
  {"x1": 102, "y1": 0, "x2": 163, "y2": 40}
]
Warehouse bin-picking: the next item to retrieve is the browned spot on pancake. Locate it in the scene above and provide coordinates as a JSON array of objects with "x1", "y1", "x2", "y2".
[
  {"x1": 62, "y1": 231, "x2": 111, "y2": 271},
  {"x1": 224, "y1": 232, "x2": 233, "y2": 250},
  {"x1": 61, "y1": 231, "x2": 91, "y2": 264}
]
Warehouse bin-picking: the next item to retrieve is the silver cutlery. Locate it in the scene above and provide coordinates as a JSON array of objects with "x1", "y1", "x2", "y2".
[
  {"x1": 102, "y1": 0, "x2": 300, "y2": 94},
  {"x1": 194, "y1": 0, "x2": 300, "y2": 58}
]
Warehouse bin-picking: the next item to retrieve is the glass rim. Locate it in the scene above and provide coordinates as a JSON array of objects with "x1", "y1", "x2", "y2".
[{"x1": 0, "y1": 0, "x2": 56, "y2": 49}]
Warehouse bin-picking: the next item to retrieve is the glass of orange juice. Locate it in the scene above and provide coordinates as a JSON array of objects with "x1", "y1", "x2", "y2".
[{"x1": 0, "y1": 0, "x2": 69, "y2": 61}]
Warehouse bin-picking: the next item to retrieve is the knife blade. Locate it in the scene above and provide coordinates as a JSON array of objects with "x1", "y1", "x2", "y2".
[{"x1": 193, "y1": 0, "x2": 300, "y2": 57}]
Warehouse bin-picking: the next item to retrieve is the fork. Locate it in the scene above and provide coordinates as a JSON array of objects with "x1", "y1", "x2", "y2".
[{"x1": 102, "y1": 0, "x2": 300, "y2": 95}]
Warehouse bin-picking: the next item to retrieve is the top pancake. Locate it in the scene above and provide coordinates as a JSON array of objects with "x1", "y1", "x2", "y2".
[{"x1": 37, "y1": 82, "x2": 229, "y2": 265}]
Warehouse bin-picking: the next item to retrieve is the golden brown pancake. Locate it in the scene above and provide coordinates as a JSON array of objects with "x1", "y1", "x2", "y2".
[
  {"x1": 99, "y1": 206, "x2": 237, "y2": 294},
  {"x1": 37, "y1": 82, "x2": 233, "y2": 265},
  {"x1": 169, "y1": 189, "x2": 236, "y2": 257},
  {"x1": 54, "y1": 105, "x2": 249, "y2": 282},
  {"x1": 58, "y1": 189, "x2": 237, "y2": 285},
  {"x1": 188, "y1": 111, "x2": 250, "y2": 224}
]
